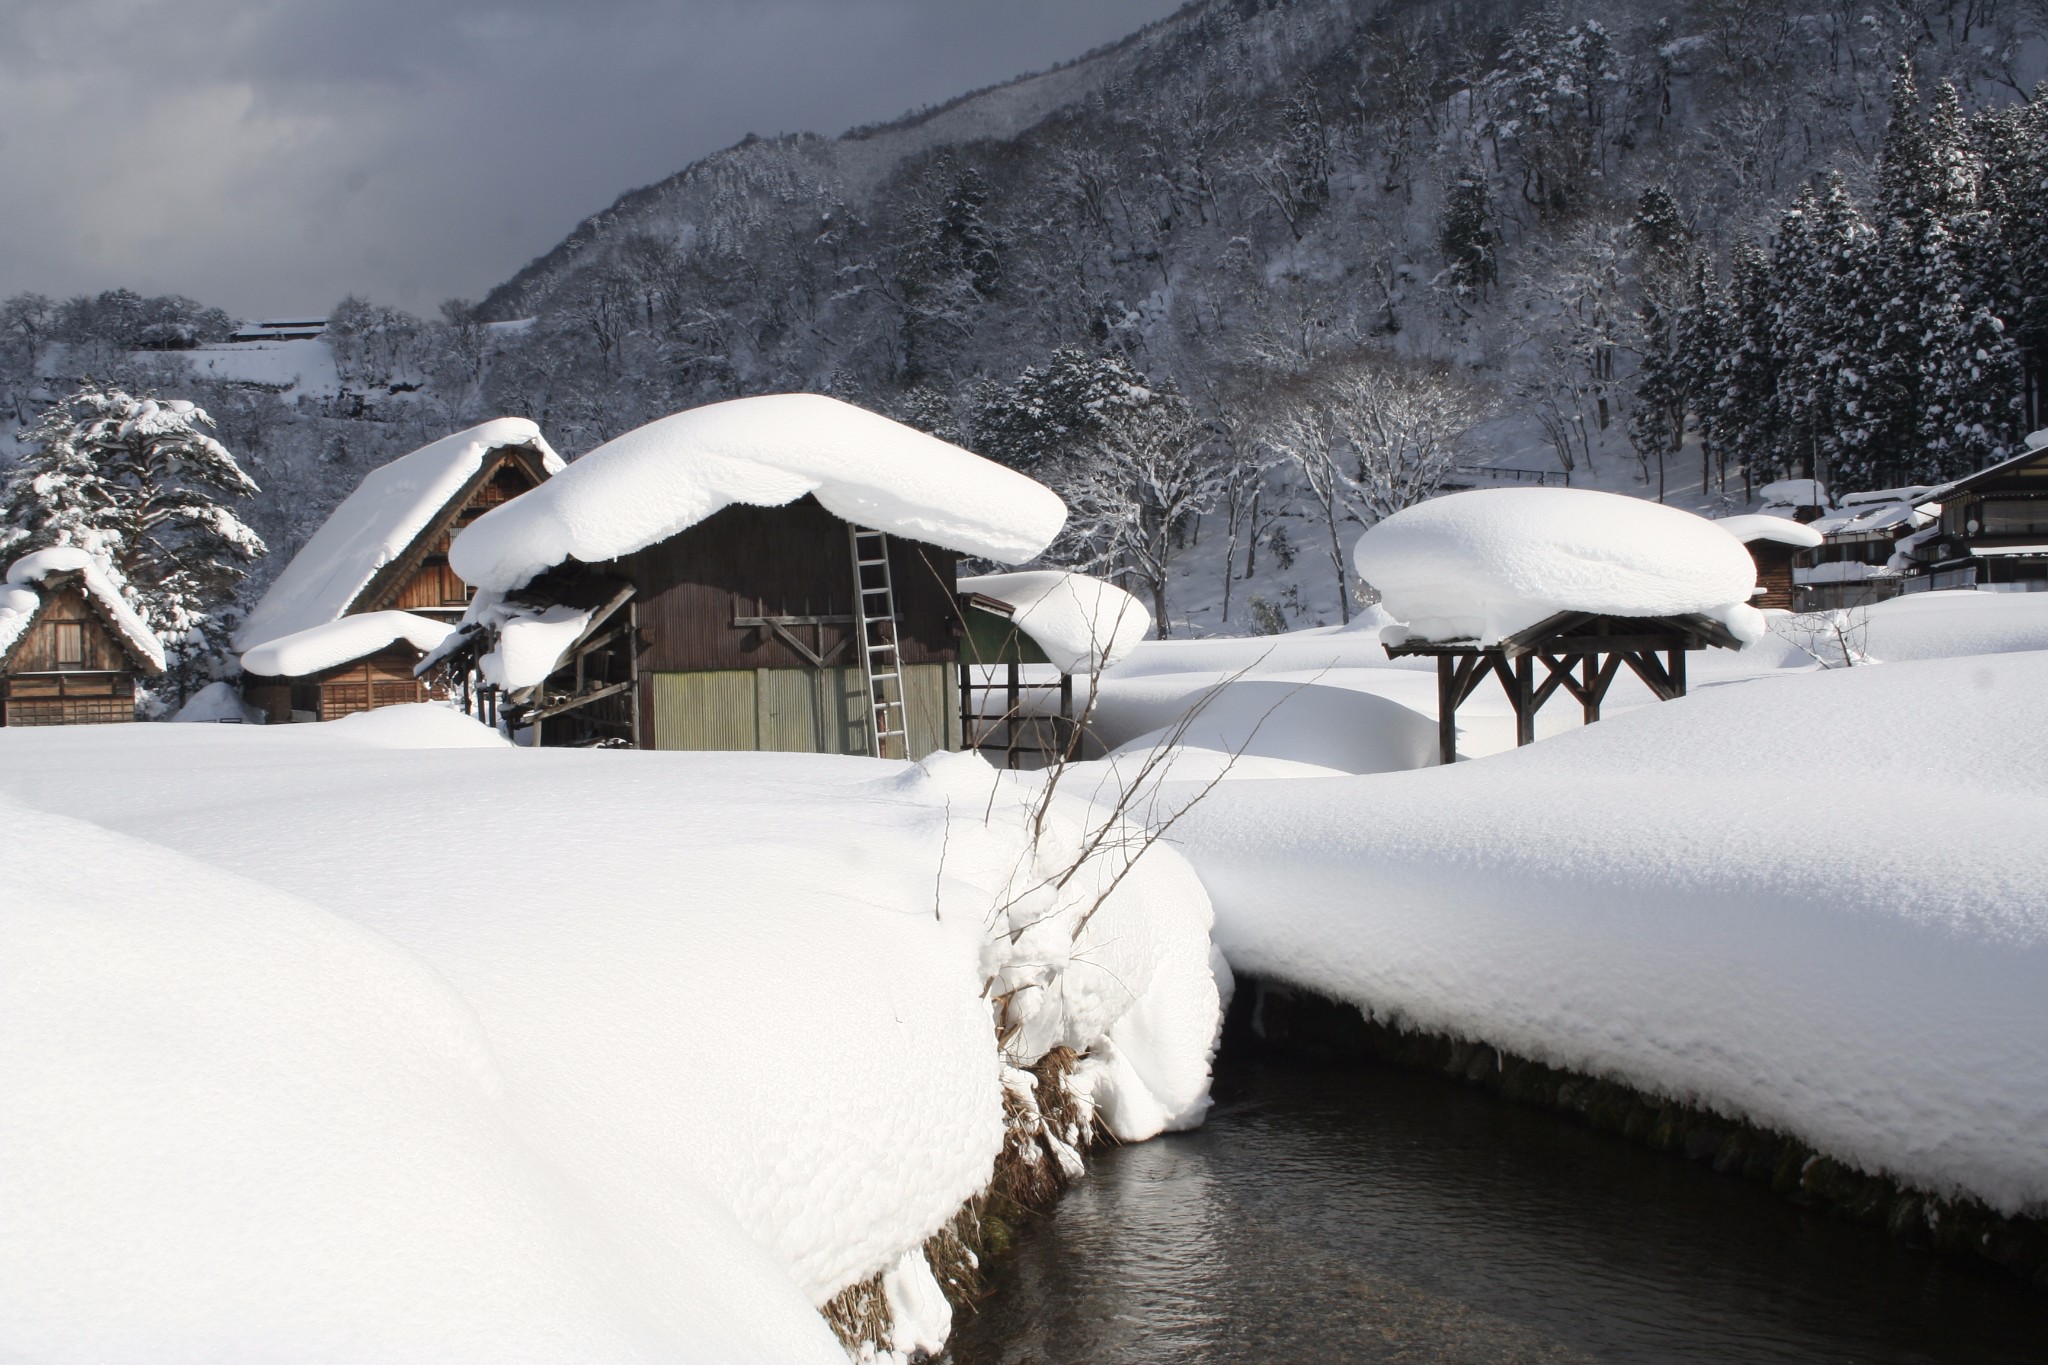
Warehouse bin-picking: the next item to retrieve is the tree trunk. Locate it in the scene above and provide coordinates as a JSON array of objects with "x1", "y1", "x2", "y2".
[
  {"x1": 1150, "y1": 577, "x2": 1171, "y2": 639},
  {"x1": 1326, "y1": 506, "x2": 1350, "y2": 626}
]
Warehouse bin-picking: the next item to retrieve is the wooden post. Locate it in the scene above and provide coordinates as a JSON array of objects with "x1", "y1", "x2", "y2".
[
  {"x1": 1668, "y1": 646, "x2": 1687, "y2": 698},
  {"x1": 1514, "y1": 652, "x2": 1536, "y2": 746},
  {"x1": 1436, "y1": 655, "x2": 1458, "y2": 765},
  {"x1": 1005, "y1": 661, "x2": 1021, "y2": 770},
  {"x1": 959, "y1": 662, "x2": 974, "y2": 753},
  {"x1": 1581, "y1": 654, "x2": 1598, "y2": 724}
]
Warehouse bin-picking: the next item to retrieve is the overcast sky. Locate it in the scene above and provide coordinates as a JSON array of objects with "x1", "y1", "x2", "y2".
[{"x1": 0, "y1": 0, "x2": 1184, "y2": 319}]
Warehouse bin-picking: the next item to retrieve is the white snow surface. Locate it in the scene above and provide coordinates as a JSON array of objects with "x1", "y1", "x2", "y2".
[
  {"x1": 1173, "y1": 650, "x2": 2048, "y2": 1214},
  {"x1": 3, "y1": 547, "x2": 165, "y2": 671},
  {"x1": 239, "y1": 610, "x2": 457, "y2": 679},
  {"x1": 0, "y1": 723, "x2": 1220, "y2": 1360},
  {"x1": 1859, "y1": 590, "x2": 2048, "y2": 661},
  {"x1": 170, "y1": 680, "x2": 265, "y2": 724},
  {"x1": 1714, "y1": 513, "x2": 1825, "y2": 549},
  {"x1": 1353, "y1": 488, "x2": 1765, "y2": 646},
  {"x1": 1756, "y1": 477, "x2": 1829, "y2": 508},
  {"x1": 235, "y1": 419, "x2": 563, "y2": 652},
  {"x1": 450, "y1": 395, "x2": 1068, "y2": 593},
  {"x1": 466, "y1": 595, "x2": 597, "y2": 692},
  {"x1": 959, "y1": 570, "x2": 1150, "y2": 674}
]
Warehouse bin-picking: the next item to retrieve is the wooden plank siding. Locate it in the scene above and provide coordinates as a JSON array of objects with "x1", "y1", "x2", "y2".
[
  {"x1": 648, "y1": 664, "x2": 958, "y2": 757},
  {"x1": 0, "y1": 584, "x2": 145, "y2": 726},
  {"x1": 1747, "y1": 541, "x2": 1800, "y2": 611},
  {"x1": 611, "y1": 497, "x2": 962, "y2": 674},
  {"x1": 359, "y1": 450, "x2": 552, "y2": 621}
]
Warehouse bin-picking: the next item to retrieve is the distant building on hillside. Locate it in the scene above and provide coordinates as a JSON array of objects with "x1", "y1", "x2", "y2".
[
  {"x1": 0, "y1": 550, "x2": 164, "y2": 727},
  {"x1": 1790, "y1": 488, "x2": 1937, "y2": 610},
  {"x1": 228, "y1": 317, "x2": 328, "y2": 343},
  {"x1": 236, "y1": 420, "x2": 561, "y2": 723},
  {"x1": 428, "y1": 395, "x2": 1067, "y2": 756}
]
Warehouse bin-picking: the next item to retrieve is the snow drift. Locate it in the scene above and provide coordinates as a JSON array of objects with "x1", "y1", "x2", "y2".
[
  {"x1": 1176, "y1": 651, "x2": 2048, "y2": 1214},
  {"x1": 1353, "y1": 488, "x2": 1764, "y2": 646},
  {"x1": 450, "y1": 394, "x2": 1068, "y2": 593}
]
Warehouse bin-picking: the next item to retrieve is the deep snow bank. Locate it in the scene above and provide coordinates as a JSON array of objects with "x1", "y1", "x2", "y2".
[
  {"x1": 0, "y1": 723, "x2": 1221, "y2": 1360},
  {"x1": 1175, "y1": 652, "x2": 2048, "y2": 1214}
]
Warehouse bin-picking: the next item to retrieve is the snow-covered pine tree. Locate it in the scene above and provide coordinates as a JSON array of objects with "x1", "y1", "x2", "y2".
[
  {"x1": 1670, "y1": 256, "x2": 1728, "y2": 487},
  {"x1": 1438, "y1": 169, "x2": 1496, "y2": 300},
  {"x1": 969, "y1": 347, "x2": 1154, "y2": 469},
  {"x1": 1715, "y1": 241, "x2": 1783, "y2": 491},
  {"x1": 1863, "y1": 65, "x2": 2022, "y2": 485},
  {"x1": 0, "y1": 383, "x2": 265, "y2": 705}
]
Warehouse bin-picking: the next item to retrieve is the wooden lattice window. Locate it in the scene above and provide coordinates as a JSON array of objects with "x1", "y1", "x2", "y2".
[{"x1": 54, "y1": 622, "x2": 84, "y2": 667}]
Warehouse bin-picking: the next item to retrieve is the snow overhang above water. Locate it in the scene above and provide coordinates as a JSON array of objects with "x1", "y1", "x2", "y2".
[
  {"x1": 1353, "y1": 488, "x2": 1764, "y2": 647},
  {"x1": 449, "y1": 394, "x2": 1068, "y2": 594}
]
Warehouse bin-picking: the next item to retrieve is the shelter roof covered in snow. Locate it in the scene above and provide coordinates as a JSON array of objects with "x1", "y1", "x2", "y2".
[
  {"x1": 1713, "y1": 514, "x2": 1825, "y2": 549},
  {"x1": 1354, "y1": 488, "x2": 1764, "y2": 647},
  {"x1": 236, "y1": 419, "x2": 562, "y2": 652},
  {"x1": 240, "y1": 611, "x2": 458, "y2": 681},
  {"x1": 957, "y1": 570, "x2": 1150, "y2": 675},
  {"x1": 3, "y1": 548, "x2": 165, "y2": 672},
  {"x1": 449, "y1": 394, "x2": 1068, "y2": 594}
]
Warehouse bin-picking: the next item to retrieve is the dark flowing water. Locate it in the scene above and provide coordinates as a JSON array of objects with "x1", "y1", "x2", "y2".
[{"x1": 946, "y1": 1051, "x2": 2046, "y2": 1364}]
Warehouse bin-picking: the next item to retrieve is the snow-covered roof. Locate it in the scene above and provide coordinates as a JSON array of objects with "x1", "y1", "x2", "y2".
[
  {"x1": 1756, "y1": 478, "x2": 1828, "y2": 508},
  {"x1": 1838, "y1": 484, "x2": 1936, "y2": 508},
  {"x1": 959, "y1": 570, "x2": 1151, "y2": 675},
  {"x1": 1808, "y1": 498, "x2": 1934, "y2": 538},
  {"x1": 240, "y1": 611, "x2": 459, "y2": 680},
  {"x1": 1713, "y1": 514, "x2": 1825, "y2": 549},
  {"x1": 3, "y1": 547, "x2": 166, "y2": 672},
  {"x1": 236, "y1": 419, "x2": 562, "y2": 652},
  {"x1": 449, "y1": 395, "x2": 1068, "y2": 594},
  {"x1": 1922, "y1": 442, "x2": 2048, "y2": 502},
  {"x1": 1353, "y1": 488, "x2": 1763, "y2": 647}
]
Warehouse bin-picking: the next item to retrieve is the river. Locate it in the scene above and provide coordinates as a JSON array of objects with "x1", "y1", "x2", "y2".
[{"x1": 945, "y1": 1048, "x2": 2045, "y2": 1364}]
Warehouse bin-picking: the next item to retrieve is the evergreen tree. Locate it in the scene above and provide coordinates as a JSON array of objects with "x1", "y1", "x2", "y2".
[
  {"x1": 0, "y1": 384, "x2": 265, "y2": 702},
  {"x1": 1717, "y1": 241, "x2": 1783, "y2": 488},
  {"x1": 969, "y1": 347, "x2": 1155, "y2": 469},
  {"x1": 1439, "y1": 170, "x2": 1496, "y2": 299},
  {"x1": 1671, "y1": 256, "x2": 1728, "y2": 479}
]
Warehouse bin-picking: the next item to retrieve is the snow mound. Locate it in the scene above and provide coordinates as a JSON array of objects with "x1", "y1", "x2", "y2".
[
  {"x1": 4, "y1": 548, "x2": 165, "y2": 671},
  {"x1": 240, "y1": 610, "x2": 457, "y2": 679},
  {"x1": 960, "y1": 570, "x2": 1150, "y2": 674},
  {"x1": 1353, "y1": 488, "x2": 1763, "y2": 646},
  {"x1": 0, "y1": 797, "x2": 844, "y2": 1364},
  {"x1": 171, "y1": 681, "x2": 264, "y2": 724},
  {"x1": 1179, "y1": 651, "x2": 2048, "y2": 1213},
  {"x1": 450, "y1": 394, "x2": 1067, "y2": 592},
  {"x1": 1714, "y1": 514, "x2": 1824, "y2": 549},
  {"x1": 1860, "y1": 590, "x2": 2048, "y2": 661},
  {"x1": 1104, "y1": 680, "x2": 1437, "y2": 780},
  {"x1": 0, "y1": 584, "x2": 38, "y2": 656},
  {"x1": 1757, "y1": 478, "x2": 1828, "y2": 509},
  {"x1": 321, "y1": 702, "x2": 510, "y2": 748},
  {"x1": 236, "y1": 419, "x2": 562, "y2": 651}
]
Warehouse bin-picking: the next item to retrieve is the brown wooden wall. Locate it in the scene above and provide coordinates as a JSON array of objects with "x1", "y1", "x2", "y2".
[
  {"x1": 611, "y1": 497, "x2": 962, "y2": 674},
  {"x1": 299, "y1": 646, "x2": 430, "y2": 721},
  {"x1": 1, "y1": 584, "x2": 142, "y2": 725},
  {"x1": 378, "y1": 458, "x2": 548, "y2": 617},
  {"x1": 1748, "y1": 542, "x2": 1799, "y2": 611}
]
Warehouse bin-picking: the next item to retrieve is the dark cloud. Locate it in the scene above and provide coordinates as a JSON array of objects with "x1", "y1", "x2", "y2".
[{"x1": 0, "y1": 0, "x2": 1183, "y2": 316}]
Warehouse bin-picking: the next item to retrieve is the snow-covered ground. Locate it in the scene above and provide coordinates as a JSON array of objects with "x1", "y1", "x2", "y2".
[
  {"x1": 1080, "y1": 591, "x2": 2048, "y2": 1217},
  {"x1": 0, "y1": 712, "x2": 1221, "y2": 1362}
]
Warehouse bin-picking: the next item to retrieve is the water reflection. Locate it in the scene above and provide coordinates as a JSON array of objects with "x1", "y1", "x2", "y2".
[{"x1": 947, "y1": 1054, "x2": 2045, "y2": 1364}]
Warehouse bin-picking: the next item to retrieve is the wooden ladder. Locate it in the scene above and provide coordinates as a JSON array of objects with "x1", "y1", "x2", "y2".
[{"x1": 849, "y1": 526, "x2": 909, "y2": 759}]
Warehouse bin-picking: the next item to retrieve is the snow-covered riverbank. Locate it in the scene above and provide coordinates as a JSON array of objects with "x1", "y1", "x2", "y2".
[{"x1": 0, "y1": 712, "x2": 1223, "y2": 1362}]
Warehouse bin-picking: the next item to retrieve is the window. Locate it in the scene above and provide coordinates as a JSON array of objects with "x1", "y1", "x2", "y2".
[
  {"x1": 1976, "y1": 500, "x2": 2048, "y2": 537},
  {"x1": 53, "y1": 622, "x2": 84, "y2": 667}
]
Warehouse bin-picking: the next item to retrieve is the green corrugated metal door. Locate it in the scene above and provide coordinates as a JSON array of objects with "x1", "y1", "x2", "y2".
[{"x1": 650, "y1": 670, "x2": 756, "y2": 750}]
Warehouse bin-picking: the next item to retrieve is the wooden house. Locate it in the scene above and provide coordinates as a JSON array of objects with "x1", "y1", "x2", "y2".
[
  {"x1": 432, "y1": 395, "x2": 1067, "y2": 757},
  {"x1": 1713, "y1": 515, "x2": 1825, "y2": 611},
  {"x1": 236, "y1": 419, "x2": 561, "y2": 723},
  {"x1": 0, "y1": 549, "x2": 165, "y2": 726},
  {"x1": 955, "y1": 570, "x2": 1150, "y2": 768},
  {"x1": 1901, "y1": 440, "x2": 2048, "y2": 592}
]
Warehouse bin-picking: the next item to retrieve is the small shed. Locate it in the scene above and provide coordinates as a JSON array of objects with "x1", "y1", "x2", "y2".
[
  {"x1": 433, "y1": 395, "x2": 1068, "y2": 757},
  {"x1": 1904, "y1": 439, "x2": 2048, "y2": 592},
  {"x1": 1713, "y1": 515, "x2": 1825, "y2": 610},
  {"x1": 1355, "y1": 488, "x2": 1762, "y2": 764},
  {"x1": 956, "y1": 570, "x2": 1151, "y2": 768},
  {"x1": 236, "y1": 419, "x2": 561, "y2": 722},
  {"x1": 0, "y1": 549, "x2": 165, "y2": 726}
]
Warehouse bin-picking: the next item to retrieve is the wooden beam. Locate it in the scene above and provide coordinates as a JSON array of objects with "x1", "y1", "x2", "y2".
[
  {"x1": 1514, "y1": 653, "x2": 1536, "y2": 746},
  {"x1": 527, "y1": 676, "x2": 637, "y2": 722},
  {"x1": 1436, "y1": 655, "x2": 1457, "y2": 764}
]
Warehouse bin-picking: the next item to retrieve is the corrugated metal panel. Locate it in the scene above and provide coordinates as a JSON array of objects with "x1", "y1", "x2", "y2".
[
  {"x1": 903, "y1": 662, "x2": 958, "y2": 759},
  {"x1": 651, "y1": 670, "x2": 756, "y2": 750}
]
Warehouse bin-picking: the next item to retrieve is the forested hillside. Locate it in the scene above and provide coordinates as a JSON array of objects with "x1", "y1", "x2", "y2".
[{"x1": 5, "y1": 0, "x2": 2048, "y2": 660}]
